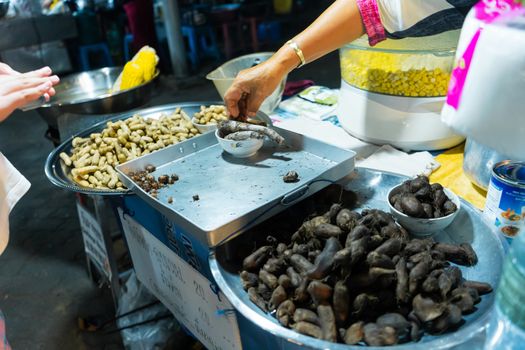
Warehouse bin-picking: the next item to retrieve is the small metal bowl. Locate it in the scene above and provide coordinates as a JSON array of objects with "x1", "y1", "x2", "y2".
[
  {"x1": 215, "y1": 129, "x2": 263, "y2": 158},
  {"x1": 387, "y1": 185, "x2": 461, "y2": 237}
]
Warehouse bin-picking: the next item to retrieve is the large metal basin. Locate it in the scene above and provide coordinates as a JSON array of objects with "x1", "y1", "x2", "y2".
[
  {"x1": 35, "y1": 66, "x2": 158, "y2": 128},
  {"x1": 45, "y1": 101, "x2": 275, "y2": 197},
  {"x1": 44, "y1": 102, "x2": 228, "y2": 196},
  {"x1": 210, "y1": 168, "x2": 506, "y2": 350}
]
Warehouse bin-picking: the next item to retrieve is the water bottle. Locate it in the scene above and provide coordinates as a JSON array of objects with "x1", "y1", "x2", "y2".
[{"x1": 484, "y1": 233, "x2": 525, "y2": 349}]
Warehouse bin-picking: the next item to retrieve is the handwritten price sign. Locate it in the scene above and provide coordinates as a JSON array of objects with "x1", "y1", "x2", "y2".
[
  {"x1": 119, "y1": 209, "x2": 242, "y2": 350},
  {"x1": 77, "y1": 203, "x2": 112, "y2": 280}
]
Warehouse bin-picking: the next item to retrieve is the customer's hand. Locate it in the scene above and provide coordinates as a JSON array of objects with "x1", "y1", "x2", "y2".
[
  {"x1": 0, "y1": 63, "x2": 19, "y2": 76},
  {"x1": 0, "y1": 65, "x2": 57, "y2": 98},
  {"x1": 0, "y1": 65, "x2": 59, "y2": 122},
  {"x1": 224, "y1": 60, "x2": 287, "y2": 119}
]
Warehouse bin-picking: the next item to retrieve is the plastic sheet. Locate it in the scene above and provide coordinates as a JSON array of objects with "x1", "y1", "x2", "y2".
[
  {"x1": 442, "y1": 4, "x2": 525, "y2": 160},
  {"x1": 117, "y1": 272, "x2": 179, "y2": 350}
]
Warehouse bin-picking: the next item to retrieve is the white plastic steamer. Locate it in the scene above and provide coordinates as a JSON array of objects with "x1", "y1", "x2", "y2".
[{"x1": 337, "y1": 31, "x2": 465, "y2": 151}]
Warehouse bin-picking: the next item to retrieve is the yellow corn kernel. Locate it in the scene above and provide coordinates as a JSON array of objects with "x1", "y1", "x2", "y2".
[
  {"x1": 135, "y1": 49, "x2": 157, "y2": 81},
  {"x1": 120, "y1": 61, "x2": 144, "y2": 90},
  {"x1": 341, "y1": 49, "x2": 451, "y2": 97}
]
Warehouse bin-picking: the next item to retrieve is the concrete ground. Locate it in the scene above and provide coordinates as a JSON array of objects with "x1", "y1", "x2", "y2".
[{"x1": 0, "y1": 52, "x2": 340, "y2": 349}]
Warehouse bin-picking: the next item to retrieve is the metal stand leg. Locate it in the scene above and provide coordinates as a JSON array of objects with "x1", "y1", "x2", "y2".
[
  {"x1": 76, "y1": 194, "x2": 131, "y2": 307},
  {"x1": 92, "y1": 195, "x2": 123, "y2": 305}
]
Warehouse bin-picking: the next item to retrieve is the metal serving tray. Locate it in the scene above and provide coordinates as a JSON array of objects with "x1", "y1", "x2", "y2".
[
  {"x1": 45, "y1": 102, "x2": 260, "y2": 196},
  {"x1": 116, "y1": 128, "x2": 356, "y2": 247},
  {"x1": 210, "y1": 168, "x2": 506, "y2": 350}
]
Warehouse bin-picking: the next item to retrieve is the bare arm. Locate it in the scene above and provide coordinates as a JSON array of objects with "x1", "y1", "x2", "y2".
[
  {"x1": 225, "y1": 0, "x2": 365, "y2": 118},
  {"x1": 281, "y1": 0, "x2": 364, "y2": 73}
]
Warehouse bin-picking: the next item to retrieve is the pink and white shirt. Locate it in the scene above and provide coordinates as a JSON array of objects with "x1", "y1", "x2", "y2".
[{"x1": 356, "y1": 0, "x2": 478, "y2": 45}]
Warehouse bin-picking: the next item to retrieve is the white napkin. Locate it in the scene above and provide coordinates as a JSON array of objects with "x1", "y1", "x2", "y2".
[
  {"x1": 275, "y1": 118, "x2": 379, "y2": 158},
  {"x1": 0, "y1": 153, "x2": 31, "y2": 255},
  {"x1": 357, "y1": 145, "x2": 440, "y2": 177}
]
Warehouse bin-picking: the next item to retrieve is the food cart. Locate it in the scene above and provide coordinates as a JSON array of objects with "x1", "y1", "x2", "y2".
[
  {"x1": 45, "y1": 95, "x2": 506, "y2": 349},
  {"x1": 42, "y1": 17, "x2": 515, "y2": 349}
]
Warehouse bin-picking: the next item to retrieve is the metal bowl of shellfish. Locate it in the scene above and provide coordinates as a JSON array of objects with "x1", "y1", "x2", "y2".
[{"x1": 210, "y1": 168, "x2": 505, "y2": 350}]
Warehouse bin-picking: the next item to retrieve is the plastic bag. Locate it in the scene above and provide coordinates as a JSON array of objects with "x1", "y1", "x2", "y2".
[
  {"x1": 441, "y1": 0, "x2": 525, "y2": 160},
  {"x1": 117, "y1": 272, "x2": 179, "y2": 350}
]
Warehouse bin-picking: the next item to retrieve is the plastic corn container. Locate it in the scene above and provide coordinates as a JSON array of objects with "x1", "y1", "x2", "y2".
[{"x1": 340, "y1": 31, "x2": 459, "y2": 97}]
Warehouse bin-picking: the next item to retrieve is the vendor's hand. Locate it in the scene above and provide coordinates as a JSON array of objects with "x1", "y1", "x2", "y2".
[
  {"x1": 0, "y1": 66, "x2": 59, "y2": 122},
  {"x1": 224, "y1": 60, "x2": 286, "y2": 119}
]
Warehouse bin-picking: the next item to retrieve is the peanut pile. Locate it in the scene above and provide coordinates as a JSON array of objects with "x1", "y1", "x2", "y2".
[
  {"x1": 193, "y1": 105, "x2": 229, "y2": 125},
  {"x1": 60, "y1": 108, "x2": 199, "y2": 190}
]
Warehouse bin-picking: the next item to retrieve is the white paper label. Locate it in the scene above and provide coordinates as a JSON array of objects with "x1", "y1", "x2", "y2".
[
  {"x1": 483, "y1": 180, "x2": 503, "y2": 226},
  {"x1": 119, "y1": 209, "x2": 242, "y2": 350},
  {"x1": 76, "y1": 202, "x2": 112, "y2": 280}
]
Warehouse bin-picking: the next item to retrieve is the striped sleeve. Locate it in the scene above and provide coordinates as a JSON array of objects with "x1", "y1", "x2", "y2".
[
  {"x1": 356, "y1": 0, "x2": 477, "y2": 45},
  {"x1": 356, "y1": 0, "x2": 386, "y2": 46}
]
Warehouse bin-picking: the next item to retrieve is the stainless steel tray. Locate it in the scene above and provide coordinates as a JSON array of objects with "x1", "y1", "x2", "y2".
[
  {"x1": 116, "y1": 128, "x2": 356, "y2": 246},
  {"x1": 210, "y1": 168, "x2": 505, "y2": 350},
  {"x1": 45, "y1": 102, "x2": 249, "y2": 196}
]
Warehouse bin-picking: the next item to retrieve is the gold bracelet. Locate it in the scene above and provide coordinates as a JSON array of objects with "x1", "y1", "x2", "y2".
[{"x1": 286, "y1": 40, "x2": 306, "y2": 68}]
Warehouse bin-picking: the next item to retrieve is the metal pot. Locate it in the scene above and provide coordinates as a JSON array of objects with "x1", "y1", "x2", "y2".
[
  {"x1": 463, "y1": 138, "x2": 522, "y2": 190},
  {"x1": 34, "y1": 67, "x2": 158, "y2": 129}
]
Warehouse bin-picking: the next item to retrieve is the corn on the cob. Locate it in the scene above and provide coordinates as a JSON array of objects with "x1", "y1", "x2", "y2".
[
  {"x1": 120, "y1": 61, "x2": 144, "y2": 90},
  {"x1": 135, "y1": 48, "x2": 157, "y2": 81},
  {"x1": 112, "y1": 46, "x2": 159, "y2": 92}
]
